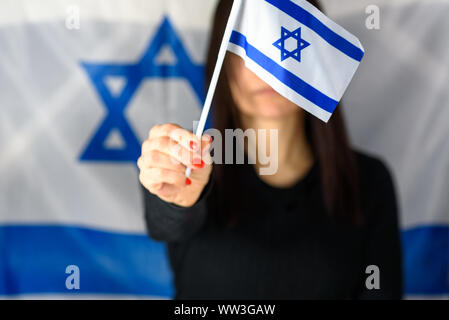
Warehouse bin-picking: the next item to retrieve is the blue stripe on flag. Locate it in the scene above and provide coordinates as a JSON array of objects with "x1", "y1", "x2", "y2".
[
  {"x1": 0, "y1": 225, "x2": 173, "y2": 297},
  {"x1": 265, "y1": 0, "x2": 364, "y2": 62},
  {"x1": 229, "y1": 31, "x2": 339, "y2": 114},
  {"x1": 0, "y1": 224, "x2": 447, "y2": 296},
  {"x1": 402, "y1": 225, "x2": 449, "y2": 295}
]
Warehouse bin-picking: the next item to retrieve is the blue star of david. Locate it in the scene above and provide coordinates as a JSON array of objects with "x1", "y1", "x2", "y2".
[
  {"x1": 80, "y1": 17, "x2": 205, "y2": 163},
  {"x1": 273, "y1": 26, "x2": 310, "y2": 63}
]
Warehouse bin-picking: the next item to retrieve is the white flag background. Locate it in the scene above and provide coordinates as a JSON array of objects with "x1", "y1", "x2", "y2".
[{"x1": 0, "y1": 0, "x2": 447, "y2": 299}]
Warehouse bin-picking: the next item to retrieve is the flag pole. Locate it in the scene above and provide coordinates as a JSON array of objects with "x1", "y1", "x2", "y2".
[{"x1": 185, "y1": 0, "x2": 242, "y2": 179}]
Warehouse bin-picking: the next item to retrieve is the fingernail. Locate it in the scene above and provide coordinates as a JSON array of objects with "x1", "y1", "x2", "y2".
[
  {"x1": 193, "y1": 160, "x2": 205, "y2": 169},
  {"x1": 190, "y1": 141, "x2": 199, "y2": 151},
  {"x1": 185, "y1": 178, "x2": 192, "y2": 186},
  {"x1": 203, "y1": 135, "x2": 213, "y2": 143}
]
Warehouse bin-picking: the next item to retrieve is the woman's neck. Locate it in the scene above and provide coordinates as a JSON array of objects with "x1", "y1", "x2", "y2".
[{"x1": 240, "y1": 113, "x2": 314, "y2": 188}]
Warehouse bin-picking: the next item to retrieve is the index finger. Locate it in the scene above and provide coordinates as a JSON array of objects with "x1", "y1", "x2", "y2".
[{"x1": 149, "y1": 123, "x2": 207, "y2": 152}]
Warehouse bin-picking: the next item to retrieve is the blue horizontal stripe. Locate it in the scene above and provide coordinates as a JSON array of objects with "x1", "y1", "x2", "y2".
[
  {"x1": 265, "y1": 0, "x2": 364, "y2": 62},
  {"x1": 0, "y1": 225, "x2": 173, "y2": 297},
  {"x1": 402, "y1": 225, "x2": 449, "y2": 295},
  {"x1": 229, "y1": 31, "x2": 338, "y2": 114},
  {"x1": 0, "y1": 224, "x2": 447, "y2": 296}
]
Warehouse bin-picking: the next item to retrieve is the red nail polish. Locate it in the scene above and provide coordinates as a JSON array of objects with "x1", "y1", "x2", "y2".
[
  {"x1": 193, "y1": 160, "x2": 205, "y2": 169},
  {"x1": 189, "y1": 141, "x2": 198, "y2": 151},
  {"x1": 185, "y1": 178, "x2": 192, "y2": 186}
]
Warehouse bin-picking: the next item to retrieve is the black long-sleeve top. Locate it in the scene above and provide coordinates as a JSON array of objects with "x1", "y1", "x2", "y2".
[{"x1": 142, "y1": 152, "x2": 403, "y2": 299}]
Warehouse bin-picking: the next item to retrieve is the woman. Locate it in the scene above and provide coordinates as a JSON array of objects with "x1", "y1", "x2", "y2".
[{"x1": 137, "y1": 0, "x2": 402, "y2": 299}]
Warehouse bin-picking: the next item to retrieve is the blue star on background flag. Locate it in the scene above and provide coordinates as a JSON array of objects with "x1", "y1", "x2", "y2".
[
  {"x1": 80, "y1": 17, "x2": 205, "y2": 163},
  {"x1": 273, "y1": 26, "x2": 310, "y2": 63}
]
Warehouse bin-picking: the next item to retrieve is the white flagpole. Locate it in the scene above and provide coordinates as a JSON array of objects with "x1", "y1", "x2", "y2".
[{"x1": 185, "y1": 0, "x2": 243, "y2": 179}]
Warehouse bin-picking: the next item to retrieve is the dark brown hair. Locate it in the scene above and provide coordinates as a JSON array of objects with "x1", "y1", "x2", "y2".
[{"x1": 206, "y1": 0, "x2": 360, "y2": 223}]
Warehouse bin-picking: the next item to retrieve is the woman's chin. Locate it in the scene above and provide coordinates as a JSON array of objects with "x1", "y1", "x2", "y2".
[{"x1": 254, "y1": 103, "x2": 300, "y2": 120}]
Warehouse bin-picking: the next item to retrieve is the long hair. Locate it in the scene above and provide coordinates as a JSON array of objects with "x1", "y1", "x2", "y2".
[{"x1": 206, "y1": 0, "x2": 360, "y2": 223}]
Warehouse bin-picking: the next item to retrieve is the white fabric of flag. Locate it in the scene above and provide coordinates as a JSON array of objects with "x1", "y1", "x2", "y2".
[{"x1": 227, "y1": 0, "x2": 365, "y2": 122}]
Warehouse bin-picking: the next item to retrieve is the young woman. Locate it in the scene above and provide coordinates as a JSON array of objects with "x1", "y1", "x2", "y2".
[{"x1": 137, "y1": 0, "x2": 402, "y2": 299}]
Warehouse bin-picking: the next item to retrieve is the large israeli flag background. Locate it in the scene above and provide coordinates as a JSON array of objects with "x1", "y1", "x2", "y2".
[{"x1": 0, "y1": 0, "x2": 448, "y2": 299}]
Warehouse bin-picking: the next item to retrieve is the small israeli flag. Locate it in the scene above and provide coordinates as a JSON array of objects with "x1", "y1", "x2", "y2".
[{"x1": 227, "y1": 0, "x2": 365, "y2": 122}]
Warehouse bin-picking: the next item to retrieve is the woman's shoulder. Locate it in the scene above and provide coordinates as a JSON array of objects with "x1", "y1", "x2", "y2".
[
  {"x1": 352, "y1": 150, "x2": 398, "y2": 218},
  {"x1": 353, "y1": 150, "x2": 395, "y2": 187}
]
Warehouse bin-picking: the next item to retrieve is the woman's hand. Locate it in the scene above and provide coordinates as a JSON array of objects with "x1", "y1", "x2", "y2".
[{"x1": 138, "y1": 124, "x2": 213, "y2": 208}]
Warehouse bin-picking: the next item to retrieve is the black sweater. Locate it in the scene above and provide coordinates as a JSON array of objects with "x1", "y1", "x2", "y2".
[{"x1": 142, "y1": 152, "x2": 403, "y2": 299}]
